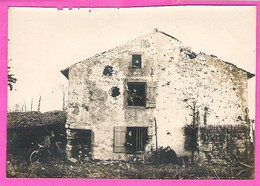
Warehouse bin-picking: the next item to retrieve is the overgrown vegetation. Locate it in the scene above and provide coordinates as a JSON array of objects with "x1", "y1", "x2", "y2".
[
  {"x1": 7, "y1": 111, "x2": 66, "y2": 128},
  {"x1": 6, "y1": 152, "x2": 254, "y2": 179}
]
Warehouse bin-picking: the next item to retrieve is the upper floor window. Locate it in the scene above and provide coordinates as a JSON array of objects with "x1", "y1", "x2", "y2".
[
  {"x1": 125, "y1": 80, "x2": 157, "y2": 108},
  {"x1": 127, "y1": 82, "x2": 146, "y2": 106},
  {"x1": 132, "y1": 54, "x2": 142, "y2": 68}
]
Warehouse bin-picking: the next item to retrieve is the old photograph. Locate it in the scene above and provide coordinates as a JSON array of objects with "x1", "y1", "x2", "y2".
[{"x1": 7, "y1": 6, "x2": 256, "y2": 179}]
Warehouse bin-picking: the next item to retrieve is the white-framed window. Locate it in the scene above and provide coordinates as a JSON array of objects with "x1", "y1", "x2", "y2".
[{"x1": 132, "y1": 54, "x2": 142, "y2": 68}]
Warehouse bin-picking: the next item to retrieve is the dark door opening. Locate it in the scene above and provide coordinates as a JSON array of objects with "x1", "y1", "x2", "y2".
[
  {"x1": 71, "y1": 129, "x2": 92, "y2": 159},
  {"x1": 126, "y1": 127, "x2": 148, "y2": 154}
]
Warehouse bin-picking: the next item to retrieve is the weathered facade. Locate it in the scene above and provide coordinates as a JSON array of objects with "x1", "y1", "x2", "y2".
[{"x1": 61, "y1": 29, "x2": 254, "y2": 161}]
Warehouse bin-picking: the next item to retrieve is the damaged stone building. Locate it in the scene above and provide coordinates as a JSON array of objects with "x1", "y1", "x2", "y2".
[{"x1": 61, "y1": 29, "x2": 254, "y2": 162}]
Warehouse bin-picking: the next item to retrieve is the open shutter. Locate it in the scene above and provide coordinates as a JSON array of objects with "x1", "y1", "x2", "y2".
[
  {"x1": 146, "y1": 82, "x2": 157, "y2": 108},
  {"x1": 114, "y1": 126, "x2": 126, "y2": 153}
]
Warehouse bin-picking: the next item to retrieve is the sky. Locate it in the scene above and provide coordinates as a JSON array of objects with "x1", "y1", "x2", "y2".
[{"x1": 7, "y1": 6, "x2": 256, "y2": 118}]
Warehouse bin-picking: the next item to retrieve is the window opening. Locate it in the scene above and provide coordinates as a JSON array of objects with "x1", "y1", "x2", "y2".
[
  {"x1": 126, "y1": 127, "x2": 148, "y2": 153},
  {"x1": 132, "y1": 55, "x2": 142, "y2": 68},
  {"x1": 127, "y1": 82, "x2": 146, "y2": 106}
]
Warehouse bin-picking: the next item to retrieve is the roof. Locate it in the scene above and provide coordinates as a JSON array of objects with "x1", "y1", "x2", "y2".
[
  {"x1": 222, "y1": 60, "x2": 255, "y2": 79},
  {"x1": 61, "y1": 67, "x2": 69, "y2": 79},
  {"x1": 7, "y1": 111, "x2": 67, "y2": 129},
  {"x1": 60, "y1": 29, "x2": 255, "y2": 80}
]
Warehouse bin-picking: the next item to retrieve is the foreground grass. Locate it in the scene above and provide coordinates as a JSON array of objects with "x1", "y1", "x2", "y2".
[{"x1": 6, "y1": 153, "x2": 254, "y2": 179}]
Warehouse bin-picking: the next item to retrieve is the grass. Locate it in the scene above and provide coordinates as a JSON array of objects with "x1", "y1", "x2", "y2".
[{"x1": 6, "y1": 153, "x2": 254, "y2": 179}]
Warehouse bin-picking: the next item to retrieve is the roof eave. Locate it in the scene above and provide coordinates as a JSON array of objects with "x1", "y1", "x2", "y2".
[
  {"x1": 61, "y1": 68, "x2": 69, "y2": 80},
  {"x1": 247, "y1": 72, "x2": 255, "y2": 79}
]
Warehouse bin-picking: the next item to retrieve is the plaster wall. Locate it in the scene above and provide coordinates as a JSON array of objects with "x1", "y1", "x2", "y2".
[{"x1": 66, "y1": 31, "x2": 249, "y2": 160}]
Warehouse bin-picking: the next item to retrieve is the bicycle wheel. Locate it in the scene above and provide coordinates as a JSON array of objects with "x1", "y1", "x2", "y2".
[
  {"x1": 30, "y1": 151, "x2": 39, "y2": 163},
  {"x1": 143, "y1": 151, "x2": 155, "y2": 164},
  {"x1": 39, "y1": 149, "x2": 51, "y2": 162}
]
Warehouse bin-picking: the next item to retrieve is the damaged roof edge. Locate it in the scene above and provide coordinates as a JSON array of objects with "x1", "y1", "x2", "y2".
[
  {"x1": 158, "y1": 31, "x2": 180, "y2": 42},
  {"x1": 246, "y1": 71, "x2": 255, "y2": 79},
  {"x1": 222, "y1": 61, "x2": 255, "y2": 79},
  {"x1": 61, "y1": 68, "x2": 69, "y2": 79},
  {"x1": 59, "y1": 30, "x2": 255, "y2": 80}
]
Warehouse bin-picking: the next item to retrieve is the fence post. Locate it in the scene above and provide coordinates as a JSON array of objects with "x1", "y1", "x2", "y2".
[{"x1": 154, "y1": 117, "x2": 159, "y2": 164}]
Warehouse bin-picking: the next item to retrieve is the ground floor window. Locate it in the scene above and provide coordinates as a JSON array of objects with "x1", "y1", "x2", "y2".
[
  {"x1": 126, "y1": 127, "x2": 148, "y2": 153},
  {"x1": 71, "y1": 129, "x2": 92, "y2": 159}
]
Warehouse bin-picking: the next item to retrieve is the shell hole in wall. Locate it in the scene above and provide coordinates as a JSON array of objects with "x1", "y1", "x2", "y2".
[
  {"x1": 103, "y1": 65, "x2": 113, "y2": 76},
  {"x1": 111, "y1": 87, "x2": 120, "y2": 97}
]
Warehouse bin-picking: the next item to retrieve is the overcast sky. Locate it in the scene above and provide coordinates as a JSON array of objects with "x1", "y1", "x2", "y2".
[{"x1": 7, "y1": 6, "x2": 256, "y2": 118}]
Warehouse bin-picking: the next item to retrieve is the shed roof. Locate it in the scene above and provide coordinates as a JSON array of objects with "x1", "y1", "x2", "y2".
[{"x1": 7, "y1": 111, "x2": 67, "y2": 129}]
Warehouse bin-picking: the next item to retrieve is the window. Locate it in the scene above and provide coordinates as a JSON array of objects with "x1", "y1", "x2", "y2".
[
  {"x1": 124, "y1": 81, "x2": 157, "y2": 108},
  {"x1": 114, "y1": 126, "x2": 148, "y2": 153},
  {"x1": 132, "y1": 54, "x2": 142, "y2": 68},
  {"x1": 126, "y1": 82, "x2": 146, "y2": 106},
  {"x1": 126, "y1": 127, "x2": 148, "y2": 153}
]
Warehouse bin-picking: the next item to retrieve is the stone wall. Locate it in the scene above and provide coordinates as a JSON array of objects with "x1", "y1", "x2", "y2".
[
  {"x1": 198, "y1": 124, "x2": 253, "y2": 164},
  {"x1": 65, "y1": 30, "x2": 252, "y2": 160}
]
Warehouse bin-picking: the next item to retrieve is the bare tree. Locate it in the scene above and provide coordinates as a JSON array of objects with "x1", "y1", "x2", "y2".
[
  {"x1": 22, "y1": 99, "x2": 27, "y2": 112},
  {"x1": 38, "y1": 95, "x2": 41, "y2": 112},
  {"x1": 183, "y1": 99, "x2": 200, "y2": 164},
  {"x1": 59, "y1": 84, "x2": 67, "y2": 111},
  {"x1": 31, "y1": 98, "x2": 33, "y2": 111}
]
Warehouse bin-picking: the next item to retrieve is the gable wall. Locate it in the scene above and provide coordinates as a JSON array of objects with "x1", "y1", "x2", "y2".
[{"x1": 66, "y1": 31, "x2": 249, "y2": 160}]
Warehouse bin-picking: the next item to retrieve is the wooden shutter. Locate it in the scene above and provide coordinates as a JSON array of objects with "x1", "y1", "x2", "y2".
[
  {"x1": 146, "y1": 82, "x2": 157, "y2": 108},
  {"x1": 114, "y1": 126, "x2": 126, "y2": 153}
]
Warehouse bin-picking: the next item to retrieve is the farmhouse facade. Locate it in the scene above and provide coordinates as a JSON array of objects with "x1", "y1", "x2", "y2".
[{"x1": 61, "y1": 29, "x2": 254, "y2": 161}]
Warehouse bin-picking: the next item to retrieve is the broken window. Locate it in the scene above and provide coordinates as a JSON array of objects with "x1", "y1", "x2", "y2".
[
  {"x1": 126, "y1": 127, "x2": 148, "y2": 153},
  {"x1": 132, "y1": 54, "x2": 142, "y2": 68},
  {"x1": 126, "y1": 82, "x2": 146, "y2": 106}
]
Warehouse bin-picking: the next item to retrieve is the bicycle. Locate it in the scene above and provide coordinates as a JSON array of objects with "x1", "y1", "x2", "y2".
[
  {"x1": 142, "y1": 150, "x2": 156, "y2": 164},
  {"x1": 30, "y1": 141, "x2": 63, "y2": 163},
  {"x1": 142, "y1": 146, "x2": 178, "y2": 164},
  {"x1": 30, "y1": 144, "x2": 51, "y2": 163}
]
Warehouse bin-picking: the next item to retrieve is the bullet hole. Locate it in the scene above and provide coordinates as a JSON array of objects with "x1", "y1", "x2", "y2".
[
  {"x1": 233, "y1": 88, "x2": 236, "y2": 91},
  {"x1": 161, "y1": 67, "x2": 166, "y2": 71},
  {"x1": 82, "y1": 104, "x2": 89, "y2": 111},
  {"x1": 166, "y1": 81, "x2": 171, "y2": 85},
  {"x1": 237, "y1": 116, "x2": 242, "y2": 120},
  {"x1": 167, "y1": 131, "x2": 171, "y2": 135},
  {"x1": 103, "y1": 65, "x2": 113, "y2": 76},
  {"x1": 72, "y1": 107, "x2": 79, "y2": 115},
  {"x1": 111, "y1": 87, "x2": 120, "y2": 97}
]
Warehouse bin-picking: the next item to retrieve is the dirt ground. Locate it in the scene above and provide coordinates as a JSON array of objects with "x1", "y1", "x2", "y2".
[{"x1": 6, "y1": 152, "x2": 254, "y2": 179}]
